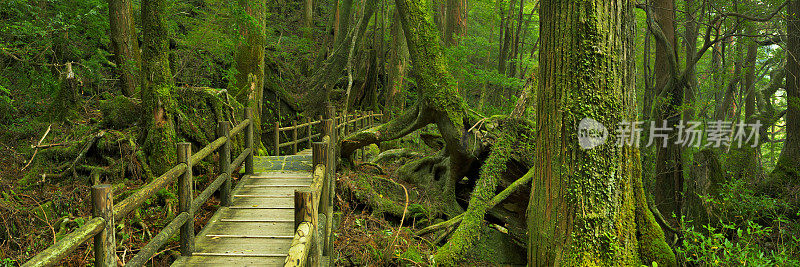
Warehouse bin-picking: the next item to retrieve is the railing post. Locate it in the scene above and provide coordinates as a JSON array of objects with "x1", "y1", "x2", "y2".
[
  {"x1": 341, "y1": 112, "x2": 347, "y2": 137},
  {"x1": 292, "y1": 119, "x2": 298, "y2": 155},
  {"x1": 245, "y1": 108, "x2": 254, "y2": 175},
  {"x1": 218, "y1": 121, "x2": 232, "y2": 207},
  {"x1": 360, "y1": 111, "x2": 366, "y2": 161},
  {"x1": 360, "y1": 111, "x2": 366, "y2": 130},
  {"x1": 323, "y1": 104, "x2": 336, "y2": 257},
  {"x1": 92, "y1": 184, "x2": 115, "y2": 267},
  {"x1": 307, "y1": 117, "x2": 313, "y2": 149},
  {"x1": 312, "y1": 142, "x2": 327, "y2": 167},
  {"x1": 177, "y1": 143, "x2": 194, "y2": 256},
  {"x1": 274, "y1": 121, "x2": 281, "y2": 156}
]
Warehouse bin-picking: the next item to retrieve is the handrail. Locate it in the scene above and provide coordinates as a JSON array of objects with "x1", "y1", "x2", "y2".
[
  {"x1": 22, "y1": 217, "x2": 106, "y2": 267},
  {"x1": 24, "y1": 107, "x2": 257, "y2": 267},
  {"x1": 274, "y1": 110, "x2": 383, "y2": 156}
]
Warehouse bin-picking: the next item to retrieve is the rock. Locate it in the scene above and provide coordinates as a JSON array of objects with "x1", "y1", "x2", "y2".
[{"x1": 100, "y1": 95, "x2": 142, "y2": 129}]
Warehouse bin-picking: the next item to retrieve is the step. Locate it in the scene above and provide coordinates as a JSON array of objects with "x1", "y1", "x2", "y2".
[{"x1": 173, "y1": 255, "x2": 285, "y2": 266}]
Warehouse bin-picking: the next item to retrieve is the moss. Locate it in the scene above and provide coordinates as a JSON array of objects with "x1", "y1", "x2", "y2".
[
  {"x1": 349, "y1": 174, "x2": 411, "y2": 217},
  {"x1": 434, "y1": 122, "x2": 514, "y2": 264},
  {"x1": 100, "y1": 96, "x2": 142, "y2": 129},
  {"x1": 143, "y1": 123, "x2": 177, "y2": 176}
]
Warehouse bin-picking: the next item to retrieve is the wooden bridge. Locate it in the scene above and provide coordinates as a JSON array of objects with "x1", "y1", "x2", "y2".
[{"x1": 23, "y1": 105, "x2": 383, "y2": 267}]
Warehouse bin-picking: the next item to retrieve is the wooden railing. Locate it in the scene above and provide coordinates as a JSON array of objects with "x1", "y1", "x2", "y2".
[
  {"x1": 274, "y1": 110, "x2": 383, "y2": 156},
  {"x1": 285, "y1": 104, "x2": 338, "y2": 267},
  {"x1": 23, "y1": 108, "x2": 256, "y2": 267}
]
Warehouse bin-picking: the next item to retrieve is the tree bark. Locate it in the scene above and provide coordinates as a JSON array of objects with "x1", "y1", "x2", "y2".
[
  {"x1": 107, "y1": 0, "x2": 141, "y2": 97},
  {"x1": 769, "y1": 0, "x2": 800, "y2": 188},
  {"x1": 234, "y1": 0, "x2": 267, "y2": 150},
  {"x1": 386, "y1": 10, "x2": 408, "y2": 116},
  {"x1": 141, "y1": 0, "x2": 177, "y2": 175},
  {"x1": 342, "y1": 0, "x2": 478, "y2": 214},
  {"x1": 304, "y1": 0, "x2": 314, "y2": 28},
  {"x1": 651, "y1": 0, "x2": 684, "y2": 230},
  {"x1": 528, "y1": 0, "x2": 672, "y2": 265},
  {"x1": 444, "y1": 0, "x2": 466, "y2": 46}
]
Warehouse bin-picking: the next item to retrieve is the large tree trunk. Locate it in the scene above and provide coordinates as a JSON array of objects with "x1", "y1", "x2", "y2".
[
  {"x1": 140, "y1": 0, "x2": 177, "y2": 175},
  {"x1": 768, "y1": 0, "x2": 800, "y2": 194},
  {"x1": 444, "y1": 0, "x2": 466, "y2": 46},
  {"x1": 528, "y1": 0, "x2": 673, "y2": 265},
  {"x1": 304, "y1": 0, "x2": 313, "y2": 28},
  {"x1": 651, "y1": 0, "x2": 684, "y2": 231},
  {"x1": 107, "y1": 0, "x2": 141, "y2": 97},
  {"x1": 342, "y1": 0, "x2": 478, "y2": 214},
  {"x1": 385, "y1": 10, "x2": 409, "y2": 117},
  {"x1": 729, "y1": 24, "x2": 765, "y2": 182},
  {"x1": 233, "y1": 0, "x2": 266, "y2": 150}
]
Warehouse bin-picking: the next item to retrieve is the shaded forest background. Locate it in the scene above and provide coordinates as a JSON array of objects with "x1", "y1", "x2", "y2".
[{"x1": 0, "y1": 0, "x2": 798, "y2": 265}]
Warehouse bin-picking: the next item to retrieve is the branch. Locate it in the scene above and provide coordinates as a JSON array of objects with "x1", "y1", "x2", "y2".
[
  {"x1": 639, "y1": 3, "x2": 679, "y2": 78},
  {"x1": 720, "y1": 0, "x2": 789, "y2": 22},
  {"x1": 756, "y1": 35, "x2": 785, "y2": 46},
  {"x1": 21, "y1": 125, "x2": 51, "y2": 171},
  {"x1": 415, "y1": 166, "x2": 535, "y2": 236}
]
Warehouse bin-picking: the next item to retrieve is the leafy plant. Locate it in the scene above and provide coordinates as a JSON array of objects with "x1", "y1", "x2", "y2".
[
  {"x1": 677, "y1": 220, "x2": 799, "y2": 266},
  {"x1": 0, "y1": 258, "x2": 16, "y2": 267},
  {"x1": 0, "y1": 84, "x2": 14, "y2": 124}
]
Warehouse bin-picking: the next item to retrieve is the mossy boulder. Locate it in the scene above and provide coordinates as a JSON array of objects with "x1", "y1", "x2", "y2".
[
  {"x1": 463, "y1": 224, "x2": 526, "y2": 265},
  {"x1": 100, "y1": 95, "x2": 142, "y2": 129}
]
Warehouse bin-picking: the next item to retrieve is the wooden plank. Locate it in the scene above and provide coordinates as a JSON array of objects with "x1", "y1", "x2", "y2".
[
  {"x1": 194, "y1": 237, "x2": 292, "y2": 255},
  {"x1": 201, "y1": 221, "x2": 295, "y2": 236},
  {"x1": 236, "y1": 186, "x2": 307, "y2": 196},
  {"x1": 216, "y1": 208, "x2": 294, "y2": 221},
  {"x1": 243, "y1": 184, "x2": 311, "y2": 188},
  {"x1": 205, "y1": 235, "x2": 293, "y2": 239},
  {"x1": 246, "y1": 178, "x2": 312, "y2": 185},
  {"x1": 230, "y1": 196, "x2": 295, "y2": 208},
  {"x1": 172, "y1": 255, "x2": 285, "y2": 266},
  {"x1": 220, "y1": 219, "x2": 293, "y2": 223}
]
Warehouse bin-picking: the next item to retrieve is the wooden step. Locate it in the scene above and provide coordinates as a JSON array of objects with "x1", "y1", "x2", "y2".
[
  {"x1": 172, "y1": 255, "x2": 285, "y2": 266},
  {"x1": 216, "y1": 208, "x2": 294, "y2": 221},
  {"x1": 229, "y1": 197, "x2": 294, "y2": 208},
  {"x1": 192, "y1": 238, "x2": 291, "y2": 257},
  {"x1": 201, "y1": 221, "x2": 295, "y2": 237}
]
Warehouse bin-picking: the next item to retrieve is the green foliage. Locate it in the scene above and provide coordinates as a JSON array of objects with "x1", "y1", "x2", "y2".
[
  {"x1": 678, "y1": 220, "x2": 800, "y2": 266},
  {"x1": 0, "y1": 258, "x2": 16, "y2": 267},
  {"x1": 395, "y1": 245, "x2": 427, "y2": 266},
  {"x1": 0, "y1": 84, "x2": 14, "y2": 124}
]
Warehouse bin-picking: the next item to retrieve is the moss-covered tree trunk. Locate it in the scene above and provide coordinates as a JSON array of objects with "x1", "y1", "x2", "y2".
[
  {"x1": 385, "y1": 9, "x2": 408, "y2": 117},
  {"x1": 342, "y1": 0, "x2": 478, "y2": 211},
  {"x1": 768, "y1": 0, "x2": 800, "y2": 194},
  {"x1": 140, "y1": 0, "x2": 177, "y2": 175},
  {"x1": 730, "y1": 24, "x2": 764, "y2": 181},
  {"x1": 107, "y1": 0, "x2": 141, "y2": 97},
  {"x1": 444, "y1": 0, "x2": 466, "y2": 46},
  {"x1": 234, "y1": 0, "x2": 266, "y2": 151},
  {"x1": 527, "y1": 0, "x2": 673, "y2": 265},
  {"x1": 651, "y1": 0, "x2": 684, "y2": 230}
]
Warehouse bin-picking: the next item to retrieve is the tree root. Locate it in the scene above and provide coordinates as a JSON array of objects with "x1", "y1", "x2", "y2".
[
  {"x1": 340, "y1": 104, "x2": 432, "y2": 159},
  {"x1": 371, "y1": 148, "x2": 424, "y2": 164},
  {"x1": 358, "y1": 162, "x2": 385, "y2": 175}
]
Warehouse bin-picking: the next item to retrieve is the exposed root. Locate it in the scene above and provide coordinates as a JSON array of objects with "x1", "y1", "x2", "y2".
[{"x1": 340, "y1": 104, "x2": 432, "y2": 159}]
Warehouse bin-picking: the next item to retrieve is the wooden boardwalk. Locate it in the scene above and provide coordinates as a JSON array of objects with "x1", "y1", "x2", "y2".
[{"x1": 173, "y1": 150, "x2": 314, "y2": 266}]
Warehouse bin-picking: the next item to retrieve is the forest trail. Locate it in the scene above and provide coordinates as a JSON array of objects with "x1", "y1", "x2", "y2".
[{"x1": 172, "y1": 149, "x2": 314, "y2": 266}]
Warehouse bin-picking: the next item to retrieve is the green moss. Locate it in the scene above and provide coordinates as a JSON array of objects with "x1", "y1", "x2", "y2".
[
  {"x1": 100, "y1": 96, "x2": 142, "y2": 129},
  {"x1": 349, "y1": 174, "x2": 410, "y2": 217},
  {"x1": 143, "y1": 123, "x2": 177, "y2": 176}
]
